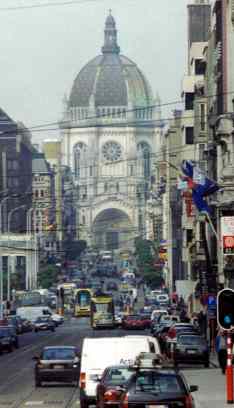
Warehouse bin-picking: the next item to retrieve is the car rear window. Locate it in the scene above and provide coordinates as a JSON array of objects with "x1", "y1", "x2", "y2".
[
  {"x1": 178, "y1": 336, "x2": 206, "y2": 345},
  {"x1": 105, "y1": 368, "x2": 134, "y2": 384},
  {"x1": 42, "y1": 348, "x2": 76, "y2": 360},
  {"x1": 134, "y1": 372, "x2": 182, "y2": 394},
  {"x1": 0, "y1": 328, "x2": 10, "y2": 336}
]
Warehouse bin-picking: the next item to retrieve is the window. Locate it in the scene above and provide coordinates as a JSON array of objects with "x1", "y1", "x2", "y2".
[
  {"x1": 195, "y1": 59, "x2": 205, "y2": 75},
  {"x1": 200, "y1": 103, "x2": 205, "y2": 131},
  {"x1": 185, "y1": 92, "x2": 194, "y2": 110},
  {"x1": 7, "y1": 160, "x2": 18, "y2": 171},
  {"x1": 40, "y1": 190, "x2": 44, "y2": 197},
  {"x1": 73, "y1": 142, "x2": 87, "y2": 178},
  {"x1": 89, "y1": 166, "x2": 93, "y2": 177},
  {"x1": 35, "y1": 190, "x2": 39, "y2": 198},
  {"x1": 186, "y1": 229, "x2": 193, "y2": 245},
  {"x1": 199, "y1": 144, "x2": 205, "y2": 161},
  {"x1": 137, "y1": 142, "x2": 151, "y2": 178},
  {"x1": 104, "y1": 182, "x2": 108, "y2": 193},
  {"x1": 82, "y1": 215, "x2": 86, "y2": 225},
  {"x1": 130, "y1": 165, "x2": 134, "y2": 176},
  {"x1": 116, "y1": 182, "x2": 119, "y2": 193},
  {"x1": 185, "y1": 127, "x2": 194, "y2": 144}
]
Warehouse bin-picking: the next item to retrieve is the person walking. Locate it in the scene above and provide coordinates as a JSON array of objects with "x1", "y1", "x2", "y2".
[{"x1": 216, "y1": 330, "x2": 227, "y2": 374}]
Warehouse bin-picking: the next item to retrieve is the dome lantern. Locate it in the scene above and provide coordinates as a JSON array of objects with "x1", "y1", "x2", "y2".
[{"x1": 101, "y1": 10, "x2": 120, "y2": 55}]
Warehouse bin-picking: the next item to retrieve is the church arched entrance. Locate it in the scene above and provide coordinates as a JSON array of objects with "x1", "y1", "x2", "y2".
[{"x1": 92, "y1": 208, "x2": 134, "y2": 251}]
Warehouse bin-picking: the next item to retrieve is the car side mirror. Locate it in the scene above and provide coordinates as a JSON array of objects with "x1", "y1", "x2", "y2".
[{"x1": 190, "y1": 385, "x2": 198, "y2": 393}]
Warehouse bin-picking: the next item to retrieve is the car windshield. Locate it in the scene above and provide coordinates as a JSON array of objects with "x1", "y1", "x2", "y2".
[
  {"x1": 106, "y1": 368, "x2": 134, "y2": 384},
  {"x1": 36, "y1": 317, "x2": 49, "y2": 322},
  {"x1": 42, "y1": 348, "x2": 76, "y2": 360},
  {"x1": 127, "y1": 316, "x2": 139, "y2": 320},
  {"x1": 178, "y1": 336, "x2": 206, "y2": 345},
  {"x1": 135, "y1": 372, "x2": 181, "y2": 394}
]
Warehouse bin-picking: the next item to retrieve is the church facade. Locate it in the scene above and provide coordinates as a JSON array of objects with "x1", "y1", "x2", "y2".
[{"x1": 60, "y1": 13, "x2": 163, "y2": 251}]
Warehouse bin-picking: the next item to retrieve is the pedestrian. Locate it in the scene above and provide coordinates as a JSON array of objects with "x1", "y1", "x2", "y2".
[{"x1": 216, "y1": 330, "x2": 227, "y2": 374}]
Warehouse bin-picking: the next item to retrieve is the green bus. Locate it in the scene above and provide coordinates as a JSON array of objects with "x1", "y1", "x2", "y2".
[{"x1": 90, "y1": 293, "x2": 115, "y2": 329}]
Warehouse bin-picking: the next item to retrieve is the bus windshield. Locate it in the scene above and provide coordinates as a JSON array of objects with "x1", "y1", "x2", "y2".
[{"x1": 77, "y1": 290, "x2": 91, "y2": 307}]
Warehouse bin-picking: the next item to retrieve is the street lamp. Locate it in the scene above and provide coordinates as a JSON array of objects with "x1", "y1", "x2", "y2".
[{"x1": 7, "y1": 205, "x2": 26, "y2": 301}]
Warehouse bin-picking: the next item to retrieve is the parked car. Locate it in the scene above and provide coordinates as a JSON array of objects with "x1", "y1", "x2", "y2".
[
  {"x1": 0, "y1": 326, "x2": 18, "y2": 352},
  {"x1": 96, "y1": 366, "x2": 134, "y2": 408},
  {"x1": 122, "y1": 315, "x2": 146, "y2": 330},
  {"x1": 34, "y1": 346, "x2": 80, "y2": 386},
  {"x1": 34, "y1": 316, "x2": 56, "y2": 332},
  {"x1": 118, "y1": 367, "x2": 198, "y2": 408},
  {"x1": 174, "y1": 334, "x2": 210, "y2": 368}
]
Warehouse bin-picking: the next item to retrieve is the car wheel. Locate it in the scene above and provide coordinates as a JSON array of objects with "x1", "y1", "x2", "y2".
[
  {"x1": 35, "y1": 328, "x2": 38, "y2": 333},
  {"x1": 35, "y1": 377, "x2": 42, "y2": 387},
  {"x1": 204, "y1": 361, "x2": 210, "y2": 368},
  {"x1": 51, "y1": 327, "x2": 55, "y2": 332}
]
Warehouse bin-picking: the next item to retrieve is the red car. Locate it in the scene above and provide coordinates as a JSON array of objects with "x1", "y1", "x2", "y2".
[
  {"x1": 96, "y1": 366, "x2": 134, "y2": 408},
  {"x1": 122, "y1": 315, "x2": 146, "y2": 330}
]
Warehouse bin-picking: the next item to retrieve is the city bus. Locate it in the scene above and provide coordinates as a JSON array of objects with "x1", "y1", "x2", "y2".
[
  {"x1": 90, "y1": 293, "x2": 115, "y2": 329},
  {"x1": 74, "y1": 288, "x2": 92, "y2": 317}
]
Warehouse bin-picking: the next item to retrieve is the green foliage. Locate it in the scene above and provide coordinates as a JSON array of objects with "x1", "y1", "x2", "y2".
[
  {"x1": 135, "y1": 237, "x2": 163, "y2": 288},
  {"x1": 38, "y1": 265, "x2": 60, "y2": 289},
  {"x1": 63, "y1": 240, "x2": 87, "y2": 260}
]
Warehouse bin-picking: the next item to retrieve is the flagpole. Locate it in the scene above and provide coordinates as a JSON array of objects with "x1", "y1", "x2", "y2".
[{"x1": 205, "y1": 212, "x2": 220, "y2": 243}]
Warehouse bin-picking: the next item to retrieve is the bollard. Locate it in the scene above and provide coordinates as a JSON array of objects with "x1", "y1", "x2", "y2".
[{"x1": 226, "y1": 333, "x2": 234, "y2": 404}]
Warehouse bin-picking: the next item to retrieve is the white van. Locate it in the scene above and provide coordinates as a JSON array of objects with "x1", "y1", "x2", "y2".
[
  {"x1": 124, "y1": 335, "x2": 161, "y2": 356},
  {"x1": 16, "y1": 306, "x2": 52, "y2": 322},
  {"x1": 151, "y1": 309, "x2": 168, "y2": 321},
  {"x1": 80, "y1": 336, "x2": 152, "y2": 408}
]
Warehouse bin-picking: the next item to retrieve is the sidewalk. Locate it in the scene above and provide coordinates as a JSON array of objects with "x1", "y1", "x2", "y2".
[{"x1": 210, "y1": 351, "x2": 219, "y2": 368}]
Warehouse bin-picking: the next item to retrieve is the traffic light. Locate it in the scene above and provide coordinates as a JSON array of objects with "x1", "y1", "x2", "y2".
[{"x1": 217, "y1": 288, "x2": 234, "y2": 330}]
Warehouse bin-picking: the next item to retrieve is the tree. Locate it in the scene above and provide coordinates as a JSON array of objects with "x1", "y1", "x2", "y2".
[
  {"x1": 38, "y1": 265, "x2": 60, "y2": 289},
  {"x1": 135, "y1": 237, "x2": 163, "y2": 288},
  {"x1": 63, "y1": 240, "x2": 87, "y2": 260}
]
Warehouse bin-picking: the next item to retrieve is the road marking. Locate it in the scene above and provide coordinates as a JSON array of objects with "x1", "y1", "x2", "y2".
[{"x1": 25, "y1": 402, "x2": 44, "y2": 406}]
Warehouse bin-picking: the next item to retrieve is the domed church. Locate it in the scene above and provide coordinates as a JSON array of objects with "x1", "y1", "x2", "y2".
[{"x1": 60, "y1": 12, "x2": 164, "y2": 250}]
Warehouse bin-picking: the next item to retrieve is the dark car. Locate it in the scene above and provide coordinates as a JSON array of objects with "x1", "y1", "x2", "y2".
[
  {"x1": 7, "y1": 316, "x2": 23, "y2": 334},
  {"x1": 174, "y1": 334, "x2": 210, "y2": 368},
  {"x1": 21, "y1": 318, "x2": 34, "y2": 333},
  {"x1": 122, "y1": 315, "x2": 146, "y2": 330},
  {"x1": 0, "y1": 326, "x2": 18, "y2": 353},
  {"x1": 34, "y1": 346, "x2": 80, "y2": 386},
  {"x1": 96, "y1": 366, "x2": 134, "y2": 408},
  {"x1": 34, "y1": 316, "x2": 56, "y2": 332},
  {"x1": 119, "y1": 368, "x2": 198, "y2": 408}
]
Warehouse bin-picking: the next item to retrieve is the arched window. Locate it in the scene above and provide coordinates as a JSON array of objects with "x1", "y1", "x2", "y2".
[
  {"x1": 82, "y1": 215, "x2": 86, "y2": 225},
  {"x1": 104, "y1": 182, "x2": 108, "y2": 193},
  {"x1": 116, "y1": 182, "x2": 119, "y2": 193},
  {"x1": 137, "y1": 142, "x2": 151, "y2": 178},
  {"x1": 73, "y1": 142, "x2": 87, "y2": 178}
]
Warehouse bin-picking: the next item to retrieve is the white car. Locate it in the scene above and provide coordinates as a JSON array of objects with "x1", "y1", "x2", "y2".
[{"x1": 51, "y1": 314, "x2": 64, "y2": 325}]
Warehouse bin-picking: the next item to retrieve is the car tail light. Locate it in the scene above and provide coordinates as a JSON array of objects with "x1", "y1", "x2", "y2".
[
  {"x1": 104, "y1": 389, "x2": 119, "y2": 402},
  {"x1": 122, "y1": 393, "x2": 128, "y2": 408},
  {"x1": 168, "y1": 328, "x2": 176, "y2": 339},
  {"x1": 79, "y1": 372, "x2": 86, "y2": 389},
  {"x1": 185, "y1": 394, "x2": 194, "y2": 408}
]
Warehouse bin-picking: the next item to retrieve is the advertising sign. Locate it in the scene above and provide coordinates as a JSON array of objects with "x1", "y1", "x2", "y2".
[{"x1": 221, "y1": 217, "x2": 234, "y2": 254}]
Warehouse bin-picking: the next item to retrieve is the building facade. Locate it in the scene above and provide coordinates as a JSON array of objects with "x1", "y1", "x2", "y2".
[{"x1": 60, "y1": 13, "x2": 163, "y2": 251}]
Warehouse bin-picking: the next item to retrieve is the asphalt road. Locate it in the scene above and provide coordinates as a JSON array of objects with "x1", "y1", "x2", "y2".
[{"x1": 0, "y1": 317, "x2": 226, "y2": 408}]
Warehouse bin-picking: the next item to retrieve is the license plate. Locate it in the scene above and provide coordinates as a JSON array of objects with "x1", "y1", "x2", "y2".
[
  {"x1": 187, "y1": 350, "x2": 196, "y2": 354},
  {"x1": 147, "y1": 405, "x2": 168, "y2": 408},
  {"x1": 53, "y1": 365, "x2": 64, "y2": 369}
]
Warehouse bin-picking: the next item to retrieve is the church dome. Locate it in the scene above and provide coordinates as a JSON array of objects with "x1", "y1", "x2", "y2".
[{"x1": 69, "y1": 12, "x2": 153, "y2": 109}]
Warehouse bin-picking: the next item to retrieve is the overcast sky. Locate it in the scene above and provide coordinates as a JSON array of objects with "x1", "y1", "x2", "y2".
[{"x1": 0, "y1": 0, "x2": 189, "y2": 142}]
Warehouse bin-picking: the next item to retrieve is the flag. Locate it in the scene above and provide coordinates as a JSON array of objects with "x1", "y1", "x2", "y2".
[{"x1": 181, "y1": 160, "x2": 220, "y2": 214}]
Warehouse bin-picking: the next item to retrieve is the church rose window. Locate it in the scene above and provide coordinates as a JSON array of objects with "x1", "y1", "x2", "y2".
[{"x1": 102, "y1": 141, "x2": 122, "y2": 162}]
